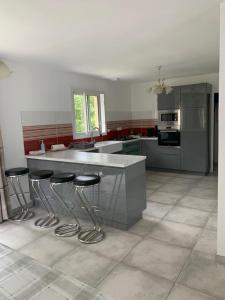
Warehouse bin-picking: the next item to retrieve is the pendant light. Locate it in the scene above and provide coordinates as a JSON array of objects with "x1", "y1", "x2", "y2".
[
  {"x1": 0, "y1": 61, "x2": 13, "y2": 80},
  {"x1": 149, "y1": 66, "x2": 173, "y2": 95}
]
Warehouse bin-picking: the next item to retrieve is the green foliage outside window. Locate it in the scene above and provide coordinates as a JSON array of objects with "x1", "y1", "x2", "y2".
[
  {"x1": 87, "y1": 95, "x2": 99, "y2": 130},
  {"x1": 74, "y1": 94, "x2": 86, "y2": 133},
  {"x1": 74, "y1": 94, "x2": 99, "y2": 133}
]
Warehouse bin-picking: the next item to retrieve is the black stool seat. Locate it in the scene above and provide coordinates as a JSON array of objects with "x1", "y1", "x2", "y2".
[
  {"x1": 5, "y1": 167, "x2": 29, "y2": 177},
  {"x1": 29, "y1": 170, "x2": 53, "y2": 180},
  {"x1": 74, "y1": 174, "x2": 100, "y2": 186},
  {"x1": 50, "y1": 173, "x2": 75, "y2": 184}
]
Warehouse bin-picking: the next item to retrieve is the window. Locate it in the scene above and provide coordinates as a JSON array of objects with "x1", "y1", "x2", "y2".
[{"x1": 73, "y1": 91, "x2": 106, "y2": 138}]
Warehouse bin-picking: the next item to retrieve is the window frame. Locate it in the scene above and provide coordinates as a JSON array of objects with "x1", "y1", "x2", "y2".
[{"x1": 72, "y1": 90, "x2": 107, "y2": 139}]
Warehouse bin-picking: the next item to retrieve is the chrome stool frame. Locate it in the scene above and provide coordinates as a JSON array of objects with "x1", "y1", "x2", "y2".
[
  {"x1": 5, "y1": 169, "x2": 34, "y2": 222},
  {"x1": 30, "y1": 171, "x2": 59, "y2": 228},
  {"x1": 50, "y1": 175, "x2": 81, "y2": 237},
  {"x1": 74, "y1": 175, "x2": 105, "y2": 244}
]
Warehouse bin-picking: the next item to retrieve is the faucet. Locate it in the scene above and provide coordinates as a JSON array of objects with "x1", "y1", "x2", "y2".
[{"x1": 90, "y1": 126, "x2": 99, "y2": 144}]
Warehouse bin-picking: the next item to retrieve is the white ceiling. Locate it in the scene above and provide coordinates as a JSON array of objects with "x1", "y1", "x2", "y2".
[{"x1": 0, "y1": 0, "x2": 221, "y2": 82}]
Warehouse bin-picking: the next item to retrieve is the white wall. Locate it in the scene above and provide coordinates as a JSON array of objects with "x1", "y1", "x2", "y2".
[
  {"x1": 0, "y1": 60, "x2": 131, "y2": 169},
  {"x1": 217, "y1": 1, "x2": 225, "y2": 257}
]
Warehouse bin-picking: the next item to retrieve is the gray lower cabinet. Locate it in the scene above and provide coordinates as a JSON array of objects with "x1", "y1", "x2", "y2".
[
  {"x1": 141, "y1": 139, "x2": 181, "y2": 170},
  {"x1": 157, "y1": 146, "x2": 181, "y2": 170},
  {"x1": 141, "y1": 139, "x2": 160, "y2": 168}
]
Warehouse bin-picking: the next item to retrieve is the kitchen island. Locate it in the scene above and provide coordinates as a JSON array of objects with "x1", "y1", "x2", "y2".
[{"x1": 26, "y1": 150, "x2": 146, "y2": 230}]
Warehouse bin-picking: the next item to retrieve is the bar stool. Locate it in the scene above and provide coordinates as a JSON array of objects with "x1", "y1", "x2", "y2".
[
  {"x1": 49, "y1": 173, "x2": 81, "y2": 237},
  {"x1": 29, "y1": 170, "x2": 59, "y2": 228},
  {"x1": 5, "y1": 167, "x2": 34, "y2": 221},
  {"x1": 74, "y1": 174, "x2": 105, "y2": 244}
]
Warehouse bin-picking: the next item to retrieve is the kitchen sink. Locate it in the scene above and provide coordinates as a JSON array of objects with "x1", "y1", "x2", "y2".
[
  {"x1": 94, "y1": 141, "x2": 122, "y2": 153},
  {"x1": 68, "y1": 142, "x2": 95, "y2": 150}
]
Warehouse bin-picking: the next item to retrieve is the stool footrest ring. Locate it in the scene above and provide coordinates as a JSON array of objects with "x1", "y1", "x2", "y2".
[
  {"x1": 55, "y1": 224, "x2": 80, "y2": 237},
  {"x1": 35, "y1": 215, "x2": 59, "y2": 228},
  {"x1": 78, "y1": 229, "x2": 105, "y2": 244},
  {"x1": 10, "y1": 209, "x2": 34, "y2": 222}
]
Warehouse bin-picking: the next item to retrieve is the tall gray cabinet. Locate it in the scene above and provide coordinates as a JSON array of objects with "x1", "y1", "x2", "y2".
[
  {"x1": 180, "y1": 84, "x2": 211, "y2": 173},
  {"x1": 157, "y1": 83, "x2": 211, "y2": 174}
]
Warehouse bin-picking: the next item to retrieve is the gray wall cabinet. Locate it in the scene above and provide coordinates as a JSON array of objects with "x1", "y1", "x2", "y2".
[{"x1": 158, "y1": 87, "x2": 180, "y2": 110}]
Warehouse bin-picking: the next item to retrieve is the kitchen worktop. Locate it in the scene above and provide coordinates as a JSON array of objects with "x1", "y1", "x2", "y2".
[
  {"x1": 116, "y1": 137, "x2": 158, "y2": 143},
  {"x1": 26, "y1": 149, "x2": 146, "y2": 168}
]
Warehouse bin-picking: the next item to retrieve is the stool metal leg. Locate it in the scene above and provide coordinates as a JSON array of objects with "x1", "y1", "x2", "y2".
[
  {"x1": 9, "y1": 177, "x2": 34, "y2": 222},
  {"x1": 76, "y1": 186, "x2": 104, "y2": 244},
  {"x1": 31, "y1": 180, "x2": 59, "y2": 228},
  {"x1": 50, "y1": 183, "x2": 80, "y2": 237}
]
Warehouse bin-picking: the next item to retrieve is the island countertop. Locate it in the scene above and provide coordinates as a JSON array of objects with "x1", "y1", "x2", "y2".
[{"x1": 26, "y1": 150, "x2": 146, "y2": 168}]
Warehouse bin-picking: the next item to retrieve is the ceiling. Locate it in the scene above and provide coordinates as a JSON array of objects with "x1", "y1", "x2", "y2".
[{"x1": 0, "y1": 0, "x2": 221, "y2": 82}]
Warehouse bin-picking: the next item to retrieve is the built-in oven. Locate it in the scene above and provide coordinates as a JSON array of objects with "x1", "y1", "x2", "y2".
[
  {"x1": 158, "y1": 130, "x2": 180, "y2": 146},
  {"x1": 158, "y1": 109, "x2": 180, "y2": 130}
]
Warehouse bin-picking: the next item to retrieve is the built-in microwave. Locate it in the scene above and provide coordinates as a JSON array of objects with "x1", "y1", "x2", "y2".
[{"x1": 158, "y1": 109, "x2": 180, "y2": 130}]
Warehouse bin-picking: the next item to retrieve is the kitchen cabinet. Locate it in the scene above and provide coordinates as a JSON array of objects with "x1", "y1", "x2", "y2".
[
  {"x1": 158, "y1": 87, "x2": 180, "y2": 110},
  {"x1": 141, "y1": 139, "x2": 181, "y2": 170},
  {"x1": 157, "y1": 146, "x2": 181, "y2": 170},
  {"x1": 157, "y1": 83, "x2": 211, "y2": 174},
  {"x1": 180, "y1": 83, "x2": 211, "y2": 173},
  {"x1": 180, "y1": 84, "x2": 208, "y2": 108},
  {"x1": 141, "y1": 139, "x2": 160, "y2": 168},
  {"x1": 122, "y1": 140, "x2": 141, "y2": 155}
]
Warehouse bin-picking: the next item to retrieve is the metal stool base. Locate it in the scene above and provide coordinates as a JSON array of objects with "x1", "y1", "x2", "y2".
[
  {"x1": 78, "y1": 229, "x2": 105, "y2": 244},
  {"x1": 35, "y1": 216, "x2": 59, "y2": 228},
  {"x1": 55, "y1": 224, "x2": 80, "y2": 237},
  {"x1": 10, "y1": 209, "x2": 34, "y2": 222}
]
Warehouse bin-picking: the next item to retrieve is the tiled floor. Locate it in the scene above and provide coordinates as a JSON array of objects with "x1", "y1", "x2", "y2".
[{"x1": 0, "y1": 170, "x2": 222, "y2": 300}]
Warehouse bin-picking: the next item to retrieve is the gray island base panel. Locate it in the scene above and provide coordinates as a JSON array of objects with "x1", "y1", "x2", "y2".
[{"x1": 26, "y1": 151, "x2": 146, "y2": 230}]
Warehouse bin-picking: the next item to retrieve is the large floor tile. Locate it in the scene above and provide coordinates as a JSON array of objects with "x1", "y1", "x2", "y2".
[
  {"x1": 178, "y1": 195, "x2": 217, "y2": 212},
  {"x1": 124, "y1": 238, "x2": 190, "y2": 281},
  {"x1": 53, "y1": 247, "x2": 117, "y2": 287},
  {"x1": 205, "y1": 213, "x2": 217, "y2": 231},
  {"x1": 19, "y1": 234, "x2": 77, "y2": 266},
  {"x1": 99, "y1": 263, "x2": 172, "y2": 300},
  {"x1": 0, "y1": 221, "x2": 16, "y2": 233},
  {"x1": 194, "y1": 230, "x2": 217, "y2": 255},
  {"x1": 148, "y1": 220, "x2": 201, "y2": 248},
  {"x1": 169, "y1": 177, "x2": 200, "y2": 185},
  {"x1": 129, "y1": 218, "x2": 159, "y2": 237},
  {"x1": 147, "y1": 175, "x2": 174, "y2": 183},
  {"x1": 149, "y1": 191, "x2": 182, "y2": 205},
  {"x1": 0, "y1": 225, "x2": 42, "y2": 249},
  {"x1": 178, "y1": 251, "x2": 225, "y2": 299},
  {"x1": 146, "y1": 181, "x2": 163, "y2": 190},
  {"x1": 81, "y1": 227, "x2": 141, "y2": 261},
  {"x1": 188, "y1": 187, "x2": 218, "y2": 200},
  {"x1": 144, "y1": 202, "x2": 173, "y2": 219},
  {"x1": 197, "y1": 181, "x2": 218, "y2": 189},
  {"x1": 174, "y1": 174, "x2": 204, "y2": 180},
  {"x1": 167, "y1": 284, "x2": 219, "y2": 300},
  {"x1": 165, "y1": 206, "x2": 209, "y2": 227},
  {"x1": 160, "y1": 183, "x2": 191, "y2": 194}
]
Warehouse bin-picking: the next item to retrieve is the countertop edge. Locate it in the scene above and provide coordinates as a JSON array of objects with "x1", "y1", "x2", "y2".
[{"x1": 26, "y1": 154, "x2": 147, "y2": 168}]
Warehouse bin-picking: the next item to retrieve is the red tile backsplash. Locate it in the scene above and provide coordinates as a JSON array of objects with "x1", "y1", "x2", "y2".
[{"x1": 23, "y1": 119, "x2": 157, "y2": 154}]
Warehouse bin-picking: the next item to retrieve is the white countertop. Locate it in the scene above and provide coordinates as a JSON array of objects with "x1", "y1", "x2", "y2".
[
  {"x1": 141, "y1": 137, "x2": 158, "y2": 140},
  {"x1": 26, "y1": 150, "x2": 146, "y2": 168}
]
